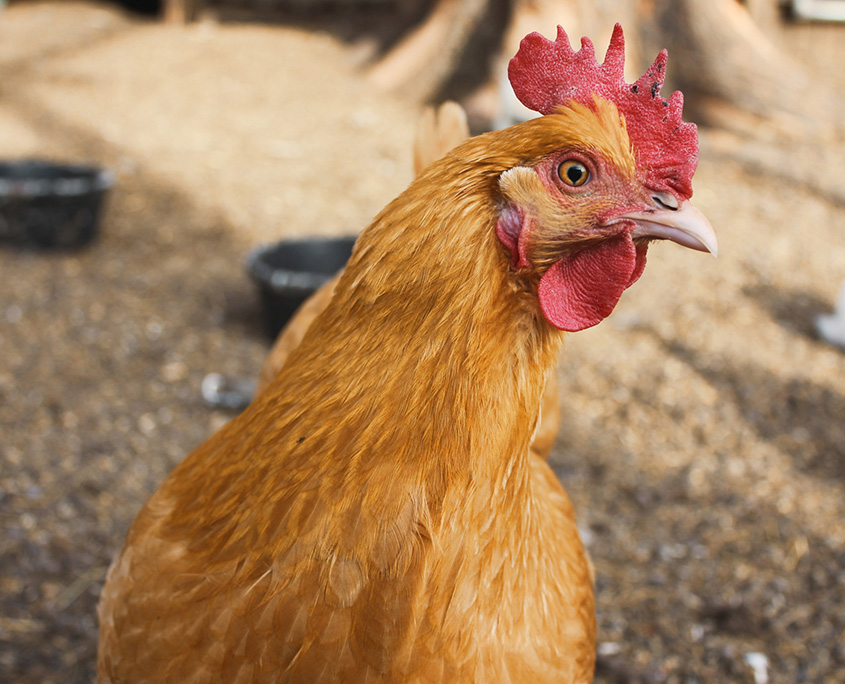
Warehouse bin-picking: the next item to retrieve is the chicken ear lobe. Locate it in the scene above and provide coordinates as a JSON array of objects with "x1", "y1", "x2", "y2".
[
  {"x1": 538, "y1": 232, "x2": 646, "y2": 332},
  {"x1": 496, "y1": 204, "x2": 533, "y2": 269}
]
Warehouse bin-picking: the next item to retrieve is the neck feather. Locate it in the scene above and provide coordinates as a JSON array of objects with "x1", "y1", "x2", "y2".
[{"x1": 260, "y1": 144, "x2": 564, "y2": 501}]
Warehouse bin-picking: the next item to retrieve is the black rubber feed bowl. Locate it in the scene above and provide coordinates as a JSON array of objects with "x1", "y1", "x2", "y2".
[
  {"x1": 0, "y1": 160, "x2": 113, "y2": 249},
  {"x1": 246, "y1": 236, "x2": 357, "y2": 338}
]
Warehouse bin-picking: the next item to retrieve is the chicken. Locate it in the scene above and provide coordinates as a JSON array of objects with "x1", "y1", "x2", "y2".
[{"x1": 98, "y1": 24, "x2": 716, "y2": 684}]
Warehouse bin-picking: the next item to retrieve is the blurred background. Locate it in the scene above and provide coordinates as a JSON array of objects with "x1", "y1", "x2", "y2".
[{"x1": 0, "y1": 0, "x2": 843, "y2": 682}]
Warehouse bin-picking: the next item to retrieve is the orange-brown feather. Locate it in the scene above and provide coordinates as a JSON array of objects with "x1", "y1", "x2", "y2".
[{"x1": 98, "y1": 110, "x2": 613, "y2": 683}]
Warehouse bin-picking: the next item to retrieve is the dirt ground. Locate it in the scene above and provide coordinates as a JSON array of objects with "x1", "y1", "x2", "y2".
[{"x1": 1, "y1": 2, "x2": 843, "y2": 683}]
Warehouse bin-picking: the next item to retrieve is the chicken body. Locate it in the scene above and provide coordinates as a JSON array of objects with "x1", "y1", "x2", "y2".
[{"x1": 99, "y1": 44, "x2": 715, "y2": 683}]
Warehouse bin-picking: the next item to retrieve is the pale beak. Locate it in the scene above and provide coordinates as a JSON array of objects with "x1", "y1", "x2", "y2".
[{"x1": 617, "y1": 198, "x2": 718, "y2": 258}]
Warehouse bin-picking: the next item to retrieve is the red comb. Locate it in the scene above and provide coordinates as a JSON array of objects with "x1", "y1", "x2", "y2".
[{"x1": 508, "y1": 23, "x2": 698, "y2": 199}]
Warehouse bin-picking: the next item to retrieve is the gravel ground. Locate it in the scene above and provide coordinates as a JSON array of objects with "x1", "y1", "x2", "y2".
[{"x1": 1, "y1": 3, "x2": 843, "y2": 683}]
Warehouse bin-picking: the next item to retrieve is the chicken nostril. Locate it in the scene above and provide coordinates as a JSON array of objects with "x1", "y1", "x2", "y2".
[{"x1": 652, "y1": 192, "x2": 680, "y2": 210}]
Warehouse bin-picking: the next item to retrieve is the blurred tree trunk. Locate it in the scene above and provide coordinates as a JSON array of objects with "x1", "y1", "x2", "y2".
[
  {"x1": 652, "y1": 0, "x2": 841, "y2": 138},
  {"x1": 367, "y1": 0, "x2": 494, "y2": 100},
  {"x1": 369, "y1": 0, "x2": 842, "y2": 137},
  {"x1": 164, "y1": 0, "x2": 201, "y2": 23}
]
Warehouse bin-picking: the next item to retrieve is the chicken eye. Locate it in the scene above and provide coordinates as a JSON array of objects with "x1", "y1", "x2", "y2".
[{"x1": 558, "y1": 160, "x2": 590, "y2": 187}]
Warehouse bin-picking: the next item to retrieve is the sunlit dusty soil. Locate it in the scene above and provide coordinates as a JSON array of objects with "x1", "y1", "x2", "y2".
[{"x1": 1, "y1": 3, "x2": 843, "y2": 683}]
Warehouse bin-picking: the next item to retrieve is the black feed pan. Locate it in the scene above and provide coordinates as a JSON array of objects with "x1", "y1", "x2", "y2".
[
  {"x1": 0, "y1": 160, "x2": 113, "y2": 249},
  {"x1": 246, "y1": 235, "x2": 357, "y2": 338}
]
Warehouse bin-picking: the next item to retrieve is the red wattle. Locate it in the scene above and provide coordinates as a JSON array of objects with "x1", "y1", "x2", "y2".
[
  {"x1": 538, "y1": 232, "x2": 642, "y2": 332},
  {"x1": 628, "y1": 241, "x2": 649, "y2": 287}
]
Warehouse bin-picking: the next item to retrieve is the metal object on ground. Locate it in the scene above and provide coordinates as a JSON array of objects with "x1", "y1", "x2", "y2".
[{"x1": 201, "y1": 372, "x2": 256, "y2": 410}]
